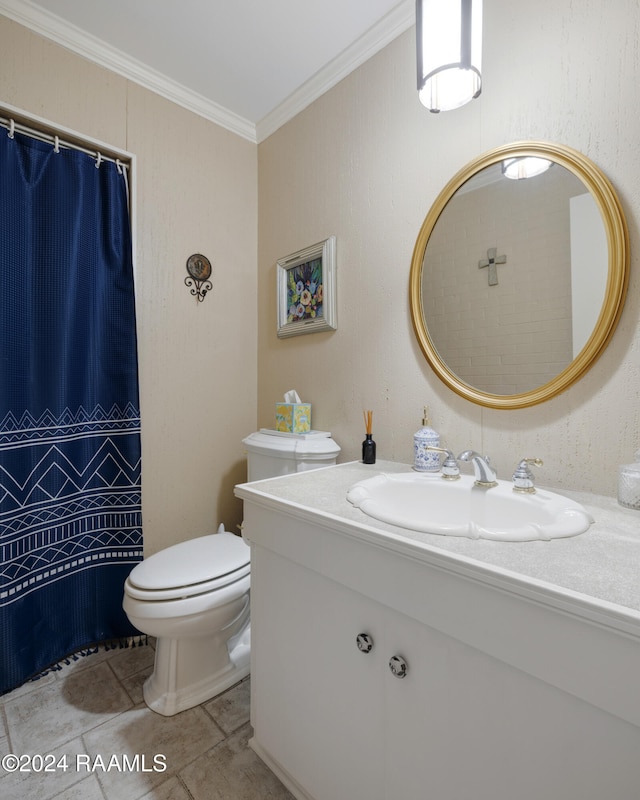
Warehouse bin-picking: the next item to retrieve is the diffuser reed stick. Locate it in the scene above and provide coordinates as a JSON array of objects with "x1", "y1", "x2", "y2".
[
  {"x1": 363, "y1": 409, "x2": 373, "y2": 436},
  {"x1": 362, "y1": 410, "x2": 376, "y2": 464}
]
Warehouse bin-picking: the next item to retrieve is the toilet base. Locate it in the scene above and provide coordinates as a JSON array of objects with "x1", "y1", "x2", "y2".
[{"x1": 144, "y1": 624, "x2": 251, "y2": 716}]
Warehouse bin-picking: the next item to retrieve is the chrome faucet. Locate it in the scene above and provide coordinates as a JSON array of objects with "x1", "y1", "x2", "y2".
[{"x1": 457, "y1": 450, "x2": 498, "y2": 487}]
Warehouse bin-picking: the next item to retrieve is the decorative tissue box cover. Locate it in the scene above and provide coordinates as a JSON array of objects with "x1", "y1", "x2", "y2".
[{"x1": 275, "y1": 403, "x2": 311, "y2": 433}]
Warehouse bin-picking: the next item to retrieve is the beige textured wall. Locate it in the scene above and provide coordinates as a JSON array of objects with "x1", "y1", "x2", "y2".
[
  {"x1": 258, "y1": 0, "x2": 640, "y2": 496},
  {"x1": 0, "y1": 17, "x2": 258, "y2": 554}
]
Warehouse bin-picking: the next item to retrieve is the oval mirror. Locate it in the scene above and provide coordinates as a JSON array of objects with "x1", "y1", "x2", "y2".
[{"x1": 410, "y1": 141, "x2": 629, "y2": 409}]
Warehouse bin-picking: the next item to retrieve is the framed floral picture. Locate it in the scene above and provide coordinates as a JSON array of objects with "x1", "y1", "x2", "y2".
[{"x1": 276, "y1": 236, "x2": 337, "y2": 338}]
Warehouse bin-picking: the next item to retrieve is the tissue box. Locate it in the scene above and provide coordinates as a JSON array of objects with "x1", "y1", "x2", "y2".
[{"x1": 275, "y1": 403, "x2": 311, "y2": 433}]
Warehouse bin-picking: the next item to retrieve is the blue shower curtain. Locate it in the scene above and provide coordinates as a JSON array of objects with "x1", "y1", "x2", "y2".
[{"x1": 0, "y1": 130, "x2": 143, "y2": 694}]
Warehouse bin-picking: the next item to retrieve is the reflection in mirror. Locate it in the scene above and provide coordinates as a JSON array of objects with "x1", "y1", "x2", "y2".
[
  {"x1": 410, "y1": 142, "x2": 629, "y2": 409},
  {"x1": 422, "y1": 162, "x2": 604, "y2": 395},
  {"x1": 502, "y1": 156, "x2": 552, "y2": 180}
]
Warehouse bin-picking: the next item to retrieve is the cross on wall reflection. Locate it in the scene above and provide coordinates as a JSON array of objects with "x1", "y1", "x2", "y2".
[{"x1": 478, "y1": 247, "x2": 507, "y2": 285}]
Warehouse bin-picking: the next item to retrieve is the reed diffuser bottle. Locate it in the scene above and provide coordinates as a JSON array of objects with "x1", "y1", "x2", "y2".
[{"x1": 362, "y1": 410, "x2": 376, "y2": 464}]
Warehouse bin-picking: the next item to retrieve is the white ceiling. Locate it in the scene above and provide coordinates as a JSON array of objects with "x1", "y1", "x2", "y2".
[{"x1": 1, "y1": 0, "x2": 415, "y2": 141}]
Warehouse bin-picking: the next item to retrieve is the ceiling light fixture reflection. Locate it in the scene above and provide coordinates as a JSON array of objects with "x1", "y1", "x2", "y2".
[{"x1": 502, "y1": 157, "x2": 553, "y2": 180}]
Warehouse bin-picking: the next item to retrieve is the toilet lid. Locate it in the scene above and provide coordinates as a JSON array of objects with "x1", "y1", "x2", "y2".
[{"x1": 127, "y1": 532, "x2": 250, "y2": 593}]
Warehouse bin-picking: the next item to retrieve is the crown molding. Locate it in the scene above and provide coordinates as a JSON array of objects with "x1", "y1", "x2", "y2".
[
  {"x1": 256, "y1": 0, "x2": 414, "y2": 142},
  {"x1": 0, "y1": 0, "x2": 414, "y2": 146},
  {"x1": 0, "y1": 0, "x2": 257, "y2": 141}
]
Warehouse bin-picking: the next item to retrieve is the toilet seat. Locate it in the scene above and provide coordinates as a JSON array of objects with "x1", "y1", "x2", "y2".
[{"x1": 126, "y1": 532, "x2": 250, "y2": 602}]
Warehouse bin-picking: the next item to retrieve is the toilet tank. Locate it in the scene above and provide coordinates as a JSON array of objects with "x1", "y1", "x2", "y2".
[{"x1": 242, "y1": 430, "x2": 340, "y2": 482}]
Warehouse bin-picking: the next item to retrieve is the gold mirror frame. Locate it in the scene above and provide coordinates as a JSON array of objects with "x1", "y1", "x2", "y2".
[{"x1": 410, "y1": 141, "x2": 629, "y2": 409}]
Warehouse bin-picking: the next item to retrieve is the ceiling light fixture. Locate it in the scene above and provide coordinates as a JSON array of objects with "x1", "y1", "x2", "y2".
[{"x1": 416, "y1": 0, "x2": 483, "y2": 113}]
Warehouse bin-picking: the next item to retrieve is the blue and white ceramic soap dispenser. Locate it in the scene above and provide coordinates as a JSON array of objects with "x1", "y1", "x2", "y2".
[{"x1": 413, "y1": 406, "x2": 440, "y2": 472}]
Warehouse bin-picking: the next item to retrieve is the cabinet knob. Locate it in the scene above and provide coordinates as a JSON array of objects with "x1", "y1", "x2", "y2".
[
  {"x1": 356, "y1": 633, "x2": 374, "y2": 653},
  {"x1": 389, "y1": 655, "x2": 408, "y2": 678}
]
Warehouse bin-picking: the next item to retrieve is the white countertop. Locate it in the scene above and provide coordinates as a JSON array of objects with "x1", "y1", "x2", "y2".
[{"x1": 236, "y1": 460, "x2": 640, "y2": 620}]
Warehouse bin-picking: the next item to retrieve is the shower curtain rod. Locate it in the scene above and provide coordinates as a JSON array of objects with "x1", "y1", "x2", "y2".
[{"x1": 0, "y1": 115, "x2": 129, "y2": 172}]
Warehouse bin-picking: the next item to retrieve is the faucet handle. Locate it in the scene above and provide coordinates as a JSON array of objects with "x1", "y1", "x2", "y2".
[
  {"x1": 512, "y1": 458, "x2": 543, "y2": 493},
  {"x1": 426, "y1": 446, "x2": 460, "y2": 480}
]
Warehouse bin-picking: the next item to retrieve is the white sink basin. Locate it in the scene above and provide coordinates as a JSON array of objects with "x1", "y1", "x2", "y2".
[{"x1": 346, "y1": 472, "x2": 594, "y2": 542}]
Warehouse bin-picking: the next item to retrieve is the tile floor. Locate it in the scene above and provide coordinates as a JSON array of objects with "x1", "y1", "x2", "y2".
[{"x1": 0, "y1": 641, "x2": 295, "y2": 800}]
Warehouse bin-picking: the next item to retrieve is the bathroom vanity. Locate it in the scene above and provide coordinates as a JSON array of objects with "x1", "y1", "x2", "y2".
[{"x1": 235, "y1": 461, "x2": 640, "y2": 800}]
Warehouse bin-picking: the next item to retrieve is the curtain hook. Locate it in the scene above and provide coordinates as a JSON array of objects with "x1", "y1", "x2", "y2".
[
  {"x1": 116, "y1": 159, "x2": 122, "y2": 174},
  {"x1": 8, "y1": 119, "x2": 15, "y2": 139},
  {"x1": 95, "y1": 151, "x2": 102, "y2": 168},
  {"x1": 54, "y1": 135, "x2": 60, "y2": 154}
]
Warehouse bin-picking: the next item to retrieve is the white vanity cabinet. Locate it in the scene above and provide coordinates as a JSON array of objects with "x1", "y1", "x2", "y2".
[{"x1": 236, "y1": 463, "x2": 640, "y2": 800}]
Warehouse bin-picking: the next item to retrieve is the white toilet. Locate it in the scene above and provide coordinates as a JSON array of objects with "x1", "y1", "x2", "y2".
[{"x1": 123, "y1": 429, "x2": 340, "y2": 716}]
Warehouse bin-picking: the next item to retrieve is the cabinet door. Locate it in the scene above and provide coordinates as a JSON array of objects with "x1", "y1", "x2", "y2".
[
  {"x1": 251, "y1": 544, "x2": 386, "y2": 800},
  {"x1": 383, "y1": 609, "x2": 640, "y2": 800},
  {"x1": 383, "y1": 608, "x2": 455, "y2": 797}
]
